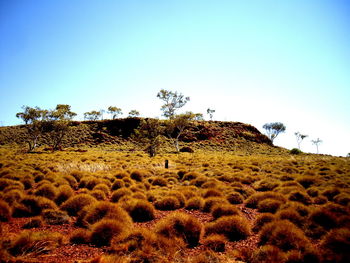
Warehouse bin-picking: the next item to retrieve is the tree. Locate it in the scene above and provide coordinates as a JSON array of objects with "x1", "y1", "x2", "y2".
[
  {"x1": 207, "y1": 108, "x2": 215, "y2": 120},
  {"x1": 44, "y1": 104, "x2": 76, "y2": 151},
  {"x1": 165, "y1": 112, "x2": 195, "y2": 152},
  {"x1": 157, "y1": 89, "x2": 190, "y2": 119},
  {"x1": 263, "y1": 122, "x2": 286, "y2": 143},
  {"x1": 84, "y1": 110, "x2": 102, "y2": 121},
  {"x1": 312, "y1": 138, "x2": 322, "y2": 154},
  {"x1": 107, "y1": 106, "x2": 122, "y2": 119},
  {"x1": 295, "y1": 132, "x2": 308, "y2": 150},
  {"x1": 128, "y1": 110, "x2": 140, "y2": 117},
  {"x1": 135, "y1": 118, "x2": 163, "y2": 157},
  {"x1": 16, "y1": 106, "x2": 47, "y2": 152}
]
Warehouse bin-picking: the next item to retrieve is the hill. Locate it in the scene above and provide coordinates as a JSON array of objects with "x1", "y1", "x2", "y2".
[{"x1": 0, "y1": 118, "x2": 283, "y2": 154}]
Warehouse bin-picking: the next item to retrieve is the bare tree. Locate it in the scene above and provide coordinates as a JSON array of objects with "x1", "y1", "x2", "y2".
[
  {"x1": 157, "y1": 89, "x2": 190, "y2": 119},
  {"x1": 263, "y1": 122, "x2": 286, "y2": 143},
  {"x1": 312, "y1": 138, "x2": 322, "y2": 154},
  {"x1": 295, "y1": 132, "x2": 308, "y2": 150}
]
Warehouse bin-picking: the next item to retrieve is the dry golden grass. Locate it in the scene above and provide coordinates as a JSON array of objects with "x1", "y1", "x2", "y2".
[{"x1": 0, "y1": 145, "x2": 350, "y2": 262}]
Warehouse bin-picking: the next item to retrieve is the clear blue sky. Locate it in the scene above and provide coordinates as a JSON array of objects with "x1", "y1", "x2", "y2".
[{"x1": 1, "y1": 0, "x2": 349, "y2": 156}]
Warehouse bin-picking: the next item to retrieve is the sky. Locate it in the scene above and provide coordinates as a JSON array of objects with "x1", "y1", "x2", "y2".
[{"x1": 0, "y1": 0, "x2": 349, "y2": 156}]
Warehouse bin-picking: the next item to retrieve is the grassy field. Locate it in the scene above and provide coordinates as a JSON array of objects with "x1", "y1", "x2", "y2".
[{"x1": 0, "y1": 144, "x2": 350, "y2": 262}]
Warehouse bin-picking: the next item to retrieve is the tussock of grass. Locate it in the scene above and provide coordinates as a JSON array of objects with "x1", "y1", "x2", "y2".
[
  {"x1": 211, "y1": 204, "x2": 240, "y2": 219},
  {"x1": 185, "y1": 196, "x2": 204, "y2": 210},
  {"x1": 245, "y1": 191, "x2": 286, "y2": 209},
  {"x1": 205, "y1": 215, "x2": 251, "y2": 241},
  {"x1": 0, "y1": 199, "x2": 11, "y2": 221},
  {"x1": 60, "y1": 194, "x2": 97, "y2": 216},
  {"x1": 90, "y1": 219, "x2": 129, "y2": 247},
  {"x1": 155, "y1": 196, "x2": 180, "y2": 211},
  {"x1": 155, "y1": 212, "x2": 202, "y2": 247}
]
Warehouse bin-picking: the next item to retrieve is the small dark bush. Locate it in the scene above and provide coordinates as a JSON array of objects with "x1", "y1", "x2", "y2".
[
  {"x1": 205, "y1": 215, "x2": 251, "y2": 241},
  {"x1": 290, "y1": 148, "x2": 302, "y2": 155},
  {"x1": 180, "y1": 146, "x2": 194, "y2": 153}
]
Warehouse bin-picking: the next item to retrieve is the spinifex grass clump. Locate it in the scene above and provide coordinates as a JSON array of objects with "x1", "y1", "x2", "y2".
[
  {"x1": 155, "y1": 212, "x2": 202, "y2": 248},
  {"x1": 185, "y1": 196, "x2": 204, "y2": 210},
  {"x1": 257, "y1": 198, "x2": 283, "y2": 213},
  {"x1": 205, "y1": 215, "x2": 251, "y2": 241},
  {"x1": 245, "y1": 191, "x2": 286, "y2": 209},
  {"x1": 155, "y1": 196, "x2": 180, "y2": 211},
  {"x1": 202, "y1": 197, "x2": 229, "y2": 212},
  {"x1": 34, "y1": 183, "x2": 57, "y2": 200},
  {"x1": 111, "y1": 188, "x2": 132, "y2": 203},
  {"x1": 41, "y1": 209, "x2": 70, "y2": 225},
  {"x1": 60, "y1": 194, "x2": 97, "y2": 216},
  {"x1": 54, "y1": 185, "x2": 74, "y2": 205},
  {"x1": 0, "y1": 200, "x2": 11, "y2": 222},
  {"x1": 321, "y1": 228, "x2": 350, "y2": 263},
  {"x1": 127, "y1": 199, "x2": 155, "y2": 222},
  {"x1": 12, "y1": 196, "x2": 57, "y2": 217},
  {"x1": 259, "y1": 220, "x2": 310, "y2": 251},
  {"x1": 90, "y1": 219, "x2": 130, "y2": 247},
  {"x1": 202, "y1": 234, "x2": 227, "y2": 252},
  {"x1": 211, "y1": 204, "x2": 240, "y2": 219}
]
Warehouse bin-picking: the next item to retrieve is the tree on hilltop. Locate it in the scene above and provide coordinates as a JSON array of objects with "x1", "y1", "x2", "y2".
[
  {"x1": 157, "y1": 89, "x2": 190, "y2": 119},
  {"x1": 128, "y1": 110, "x2": 140, "y2": 118},
  {"x1": 16, "y1": 106, "x2": 47, "y2": 152},
  {"x1": 84, "y1": 110, "x2": 102, "y2": 121},
  {"x1": 312, "y1": 138, "x2": 322, "y2": 154},
  {"x1": 207, "y1": 108, "x2": 215, "y2": 120},
  {"x1": 108, "y1": 106, "x2": 122, "y2": 119},
  {"x1": 295, "y1": 132, "x2": 308, "y2": 150},
  {"x1": 263, "y1": 122, "x2": 286, "y2": 144}
]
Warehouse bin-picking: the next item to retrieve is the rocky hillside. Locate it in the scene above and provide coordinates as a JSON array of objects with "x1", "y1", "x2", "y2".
[{"x1": 0, "y1": 118, "x2": 276, "y2": 153}]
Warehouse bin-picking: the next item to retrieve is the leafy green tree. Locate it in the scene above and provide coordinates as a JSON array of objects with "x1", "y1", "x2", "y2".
[
  {"x1": 207, "y1": 108, "x2": 215, "y2": 120},
  {"x1": 263, "y1": 122, "x2": 286, "y2": 143},
  {"x1": 312, "y1": 138, "x2": 322, "y2": 154},
  {"x1": 165, "y1": 112, "x2": 195, "y2": 152},
  {"x1": 84, "y1": 110, "x2": 102, "y2": 121},
  {"x1": 16, "y1": 106, "x2": 47, "y2": 152},
  {"x1": 157, "y1": 89, "x2": 190, "y2": 119},
  {"x1": 295, "y1": 132, "x2": 308, "y2": 150},
  {"x1": 107, "y1": 106, "x2": 122, "y2": 119},
  {"x1": 135, "y1": 118, "x2": 163, "y2": 157},
  {"x1": 128, "y1": 110, "x2": 140, "y2": 117},
  {"x1": 44, "y1": 104, "x2": 76, "y2": 151}
]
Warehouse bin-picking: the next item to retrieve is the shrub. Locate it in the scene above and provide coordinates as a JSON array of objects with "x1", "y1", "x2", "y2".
[
  {"x1": 202, "y1": 197, "x2": 229, "y2": 213},
  {"x1": 155, "y1": 212, "x2": 202, "y2": 248},
  {"x1": 257, "y1": 199, "x2": 283, "y2": 213},
  {"x1": 55, "y1": 184, "x2": 74, "y2": 205},
  {"x1": 70, "y1": 229, "x2": 91, "y2": 244},
  {"x1": 60, "y1": 194, "x2": 97, "y2": 216},
  {"x1": 205, "y1": 215, "x2": 251, "y2": 241},
  {"x1": 253, "y1": 213, "x2": 275, "y2": 233},
  {"x1": 110, "y1": 188, "x2": 132, "y2": 203},
  {"x1": 90, "y1": 219, "x2": 129, "y2": 247},
  {"x1": 321, "y1": 228, "x2": 350, "y2": 263},
  {"x1": 251, "y1": 245, "x2": 287, "y2": 263},
  {"x1": 297, "y1": 176, "x2": 317, "y2": 189},
  {"x1": 211, "y1": 204, "x2": 240, "y2": 219},
  {"x1": 179, "y1": 146, "x2": 194, "y2": 153},
  {"x1": 276, "y1": 208, "x2": 304, "y2": 228},
  {"x1": 227, "y1": 192, "x2": 244, "y2": 204},
  {"x1": 309, "y1": 207, "x2": 337, "y2": 230},
  {"x1": 12, "y1": 196, "x2": 56, "y2": 217},
  {"x1": 245, "y1": 192, "x2": 286, "y2": 209},
  {"x1": 0, "y1": 199, "x2": 11, "y2": 222},
  {"x1": 93, "y1": 183, "x2": 110, "y2": 195},
  {"x1": 253, "y1": 179, "x2": 280, "y2": 191},
  {"x1": 9, "y1": 231, "x2": 64, "y2": 256},
  {"x1": 90, "y1": 189, "x2": 107, "y2": 201},
  {"x1": 288, "y1": 191, "x2": 312, "y2": 205},
  {"x1": 151, "y1": 177, "x2": 167, "y2": 186},
  {"x1": 203, "y1": 188, "x2": 223, "y2": 198},
  {"x1": 168, "y1": 190, "x2": 186, "y2": 208},
  {"x1": 34, "y1": 183, "x2": 57, "y2": 200},
  {"x1": 185, "y1": 196, "x2": 204, "y2": 210},
  {"x1": 154, "y1": 196, "x2": 180, "y2": 210},
  {"x1": 130, "y1": 170, "x2": 146, "y2": 182},
  {"x1": 2, "y1": 189, "x2": 23, "y2": 205},
  {"x1": 22, "y1": 217, "x2": 43, "y2": 229},
  {"x1": 80, "y1": 201, "x2": 132, "y2": 226},
  {"x1": 259, "y1": 220, "x2": 310, "y2": 251},
  {"x1": 202, "y1": 234, "x2": 226, "y2": 252},
  {"x1": 78, "y1": 176, "x2": 100, "y2": 190},
  {"x1": 290, "y1": 148, "x2": 302, "y2": 155},
  {"x1": 111, "y1": 179, "x2": 125, "y2": 190},
  {"x1": 127, "y1": 200, "x2": 155, "y2": 222},
  {"x1": 41, "y1": 209, "x2": 70, "y2": 225}
]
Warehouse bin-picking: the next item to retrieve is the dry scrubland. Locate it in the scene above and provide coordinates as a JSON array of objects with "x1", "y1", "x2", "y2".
[{"x1": 0, "y1": 145, "x2": 350, "y2": 263}]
